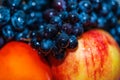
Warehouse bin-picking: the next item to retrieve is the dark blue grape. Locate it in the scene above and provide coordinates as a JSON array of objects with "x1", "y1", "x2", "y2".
[
  {"x1": 50, "y1": 16, "x2": 61, "y2": 24},
  {"x1": 58, "y1": 11, "x2": 68, "y2": 20},
  {"x1": 62, "y1": 23, "x2": 72, "y2": 34},
  {"x1": 8, "y1": 0, "x2": 22, "y2": 7},
  {"x1": 15, "y1": 28, "x2": 30, "y2": 41},
  {"x1": 44, "y1": 9, "x2": 57, "y2": 21},
  {"x1": 115, "y1": 24, "x2": 120, "y2": 36},
  {"x1": 11, "y1": 10, "x2": 26, "y2": 31},
  {"x1": 2, "y1": 25, "x2": 15, "y2": 41},
  {"x1": 56, "y1": 32, "x2": 69, "y2": 48},
  {"x1": 78, "y1": 1, "x2": 92, "y2": 13},
  {"x1": 40, "y1": 39, "x2": 54, "y2": 54},
  {"x1": 0, "y1": 6, "x2": 10, "y2": 25},
  {"x1": 72, "y1": 22, "x2": 84, "y2": 37},
  {"x1": 90, "y1": 12, "x2": 98, "y2": 27},
  {"x1": 31, "y1": 37, "x2": 41, "y2": 49},
  {"x1": 44, "y1": 24, "x2": 58, "y2": 38},
  {"x1": 97, "y1": 16, "x2": 107, "y2": 28},
  {"x1": 100, "y1": 3, "x2": 111, "y2": 16},
  {"x1": 109, "y1": 0, "x2": 118, "y2": 11},
  {"x1": 79, "y1": 12, "x2": 90, "y2": 26},
  {"x1": 27, "y1": 0, "x2": 49, "y2": 10},
  {"x1": 37, "y1": 24, "x2": 46, "y2": 39},
  {"x1": 52, "y1": 45, "x2": 66, "y2": 60},
  {"x1": 53, "y1": 0, "x2": 66, "y2": 11},
  {"x1": 116, "y1": 7, "x2": 120, "y2": 19},
  {"x1": 26, "y1": 11, "x2": 43, "y2": 30},
  {"x1": 68, "y1": 11, "x2": 79, "y2": 24},
  {"x1": 67, "y1": 1, "x2": 77, "y2": 11},
  {"x1": 68, "y1": 35, "x2": 78, "y2": 49}
]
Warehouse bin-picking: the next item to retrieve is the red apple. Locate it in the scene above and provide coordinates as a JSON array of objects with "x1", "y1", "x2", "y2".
[
  {"x1": 49, "y1": 29, "x2": 120, "y2": 80},
  {"x1": 0, "y1": 41, "x2": 53, "y2": 80}
]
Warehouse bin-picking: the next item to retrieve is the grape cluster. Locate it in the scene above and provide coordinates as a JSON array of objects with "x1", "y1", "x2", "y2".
[{"x1": 0, "y1": 0, "x2": 120, "y2": 59}]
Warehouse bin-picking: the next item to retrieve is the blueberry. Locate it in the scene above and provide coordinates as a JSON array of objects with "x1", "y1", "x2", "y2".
[
  {"x1": 31, "y1": 37, "x2": 41, "y2": 49},
  {"x1": 79, "y1": 12, "x2": 90, "y2": 26},
  {"x1": 97, "y1": 16, "x2": 107, "y2": 28},
  {"x1": 72, "y1": 23, "x2": 84, "y2": 37},
  {"x1": 26, "y1": 11, "x2": 43, "y2": 30},
  {"x1": 115, "y1": 24, "x2": 120, "y2": 36},
  {"x1": 52, "y1": 45, "x2": 66, "y2": 60},
  {"x1": 44, "y1": 24, "x2": 58, "y2": 39},
  {"x1": 50, "y1": 16, "x2": 61, "y2": 24},
  {"x1": 37, "y1": 24, "x2": 46, "y2": 39},
  {"x1": 28, "y1": 0, "x2": 49, "y2": 10},
  {"x1": 68, "y1": 11, "x2": 79, "y2": 24},
  {"x1": 40, "y1": 39, "x2": 54, "y2": 54},
  {"x1": 78, "y1": 1, "x2": 92, "y2": 13},
  {"x1": 53, "y1": 0, "x2": 66, "y2": 11},
  {"x1": 44, "y1": 9, "x2": 57, "y2": 21},
  {"x1": 67, "y1": 1, "x2": 77, "y2": 11},
  {"x1": 90, "y1": 12, "x2": 98, "y2": 27},
  {"x1": 62, "y1": 23, "x2": 72, "y2": 34},
  {"x1": 56, "y1": 32, "x2": 69, "y2": 48},
  {"x1": 68, "y1": 35, "x2": 78, "y2": 49},
  {"x1": 100, "y1": 3, "x2": 111, "y2": 16},
  {"x1": 15, "y1": 28, "x2": 30, "y2": 41},
  {"x1": 58, "y1": 11, "x2": 68, "y2": 20},
  {"x1": 8, "y1": 0, "x2": 22, "y2": 7},
  {"x1": 0, "y1": 6, "x2": 10, "y2": 25},
  {"x1": 2, "y1": 25, "x2": 15, "y2": 41},
  {"x1": 11, "y1": 10, "x2": 26, "y2": 31}
]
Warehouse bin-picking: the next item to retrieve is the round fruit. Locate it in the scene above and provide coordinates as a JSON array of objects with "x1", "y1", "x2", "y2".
[
  {"x1": 0, "y1": 41, "x2": 53, "y2": 80},
  {"x1": 49, "y1": 29, "x2": 120, "y2": 80}
]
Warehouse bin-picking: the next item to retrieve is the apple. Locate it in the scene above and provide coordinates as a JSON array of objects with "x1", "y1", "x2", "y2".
[
  {"x1": 0, "y1": 41, "x2": 53, "y2": 80},
  {"x1": 49, "y1": 29, "x2": 120, "y2": 80}
]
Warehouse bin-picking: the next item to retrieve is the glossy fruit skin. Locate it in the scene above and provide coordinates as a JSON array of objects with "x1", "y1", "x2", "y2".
[
  {"x1": 0, "y1": 41, "x2": 53, "y2": 80},
  {"x1": 49, "y1": 29, "x2": 120, "y2": 80}
]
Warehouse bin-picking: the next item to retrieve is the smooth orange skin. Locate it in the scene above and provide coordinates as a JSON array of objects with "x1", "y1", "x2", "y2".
[
  {"x1": 49, "y1": 29, "x2": 120, "y2": 80},
  {"x1": 0, "y1": 41, "x2": 53, "y2": 80}
]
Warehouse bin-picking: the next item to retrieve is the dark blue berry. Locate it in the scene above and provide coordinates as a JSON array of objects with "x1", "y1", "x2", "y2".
[
  {"x1": 62, "y1": 23, "x2": 72, "y2": 34},
  {"x1": 15, "y1": 28, "x2": 30, "y2": 41},
  {"x1": 50, "y1": 16, "x2": 61, "y2": 24},
  {"x1": 97, "y1": 16, "x2": 107, "y2": 29},
  {"x1": 90, "y1": 12, "x2": 98, "y2": 27},
  {"x1": 52, "y1": 46, "x2": 66, "y2": 60},
  {"x1": 11, "y1": 10, "x2": 26, "y2": 31},
  {"x1": 44, "y1": 24, "x2": 58, "y2": 38},
  {"x1": 40, "y1": 39, "x2": 54, "y2": 54},
  {"x1": 58, "y1": 11, "x2": 68, "y2": 20},
  {"x1": 0, "y1": 6, "x2": 10, "y2": 25},
  {"x1": 44, "y1": 9, "x2": 57, "y2": 21},
  {"x1": 2, "y1": 25, "x2": 15, "y2": 41},
  {"x1": 68, "y1": 35, "x2": 78, "y2": 49},
  {"x1": 37, "y1": 24, "x2": 46, "y2": 39},
  {"x1": 68, "y1": 11, "x2": 79, "y2": 24},
  {"x1": 100, "y1": 3, "x2": 111, "y2": 16},
  {"x1": 79, "y1": 12, "x2": 90, "y2": 26},
  {"x1": 67, "y1": 1, "x2": 77, "y2": 11},
  {"x1": 56, "y1": 32, "x2": 69, "y2": 48},
  {"x1": 53, "y1": 0, "x2": 66, "y2": 11},
  {"x1": 72, "y1": 23, "x2": 84, "y2": 37},
  {"x1": 78, "y1": 1, "x2": 92, "y2": 13},
  {"x1": 31, "y1": 37, "x2": 41, "y2": 49},
  {"x1": 8, "y1": 0, "x2": 22, "y2": 7}
]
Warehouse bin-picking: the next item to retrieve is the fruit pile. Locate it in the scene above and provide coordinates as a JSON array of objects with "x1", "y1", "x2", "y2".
[{"x1": 0, "y1": 0, "x2": 120, "y2": 60}]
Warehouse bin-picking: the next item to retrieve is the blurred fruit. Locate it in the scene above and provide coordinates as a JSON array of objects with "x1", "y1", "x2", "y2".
[
  {"x1": 49, "y1": 29, "x2": 120, "y2": 80},
  {"x1": 0, "y1": 41, "x2": 52, "y2": 80}
]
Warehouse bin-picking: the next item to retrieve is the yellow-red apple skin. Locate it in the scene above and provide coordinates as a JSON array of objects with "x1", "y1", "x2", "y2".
[{"x1": 49, "y1": 29, "x2": 120, "y2": 80}]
